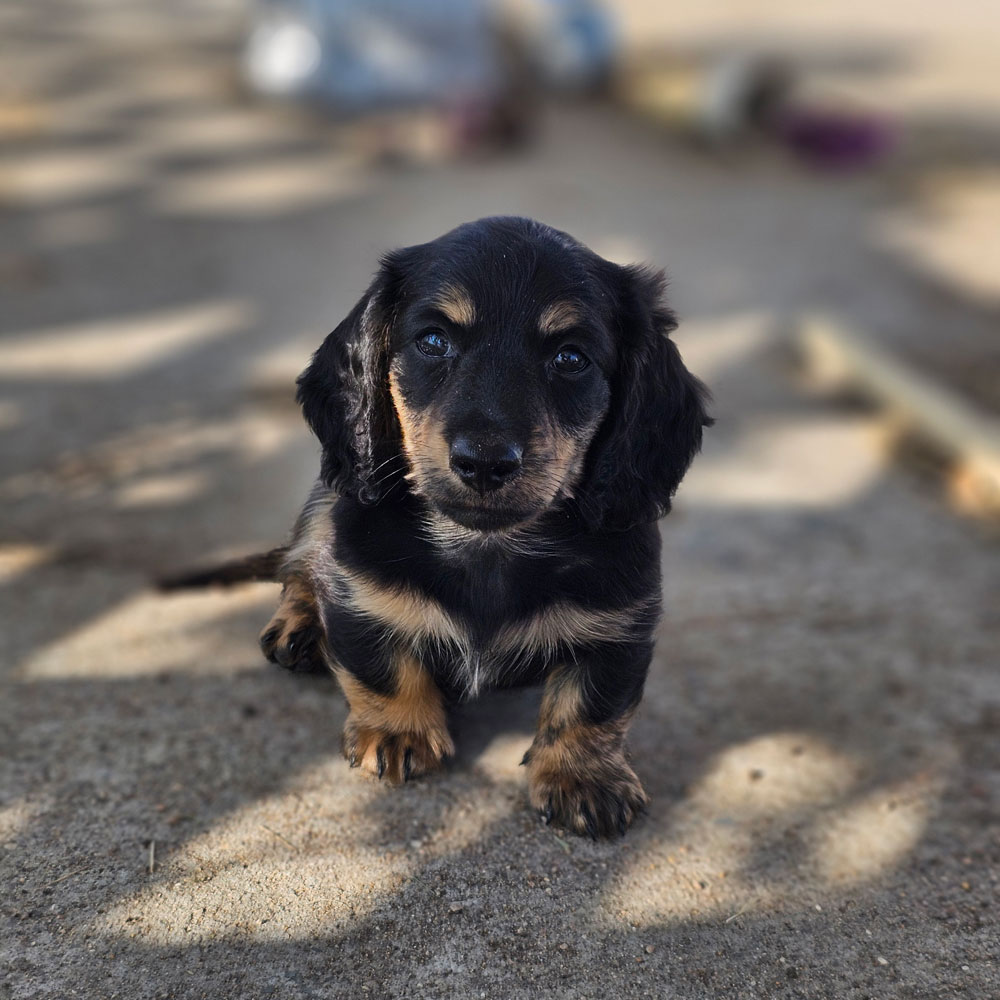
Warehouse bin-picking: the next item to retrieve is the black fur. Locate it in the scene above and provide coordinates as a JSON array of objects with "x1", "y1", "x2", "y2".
[
  {"x1": 296, "y1": 274, "x2": 404, "y2": 502},
  {"x1": 580, "y1": 265, "x2": 713, "y2": 530}
]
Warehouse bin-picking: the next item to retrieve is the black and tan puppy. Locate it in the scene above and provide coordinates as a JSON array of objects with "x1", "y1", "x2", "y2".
[{"x1": 259, "y1": 217, "x2": 711, "y2": 838}]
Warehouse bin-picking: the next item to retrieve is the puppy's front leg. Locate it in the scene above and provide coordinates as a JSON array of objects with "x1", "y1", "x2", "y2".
[
  {"x1": 259, "y1": 480, "x2": 334, "y2": 673},
  {"x1": 337, "y1": 652, "x2": 454, "y2": 784},
  {"x1": 523, "y1": 652, "x2": 649, "y2": 838},
  {"x1": 259, "y1": 574, "x2": 324, "y2": 673}
]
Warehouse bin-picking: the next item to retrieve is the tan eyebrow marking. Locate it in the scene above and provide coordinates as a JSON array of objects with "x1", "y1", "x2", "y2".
[
  {"x1": 431, "y1": 284, "x2": 477, "y2": 327},
  {"x1": 538, "y1": 301, "x2": 582, "y2": 336}
]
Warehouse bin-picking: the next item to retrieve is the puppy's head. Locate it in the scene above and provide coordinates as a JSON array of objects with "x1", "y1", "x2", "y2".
[{"x1": 297, "y1": 217, "x2": 711, "y2": 532}]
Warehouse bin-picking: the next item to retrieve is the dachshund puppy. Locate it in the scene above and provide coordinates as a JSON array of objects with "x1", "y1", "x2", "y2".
[{"x1": 260, "y1": 216, "x2": 711, "y2": 838}]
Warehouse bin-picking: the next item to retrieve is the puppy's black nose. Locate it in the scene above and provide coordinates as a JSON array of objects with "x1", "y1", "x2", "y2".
[{"x1": 449, "y1": 437, "x2": 523, "y2": 494}]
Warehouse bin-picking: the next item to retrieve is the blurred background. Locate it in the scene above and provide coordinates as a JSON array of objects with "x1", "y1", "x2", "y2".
[{"x1": 1, "y1": 2, "x2": 998, "y2": 997}]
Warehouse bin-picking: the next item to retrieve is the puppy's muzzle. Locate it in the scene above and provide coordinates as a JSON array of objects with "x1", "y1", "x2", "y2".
[{"x1": 449, "y1": 436, "x2": 523, "y2": 495}]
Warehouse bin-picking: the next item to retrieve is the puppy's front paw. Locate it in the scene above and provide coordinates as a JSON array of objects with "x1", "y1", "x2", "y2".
[
  {"x1": 260, "y1": 608, "x2": 326, "y2": 674},
  {"x1": 524, "y1": 736, "x2": 647, "y2": 839},
  {"x1": 342, "y1": 717, "x2": 454, "y2": 784},
  {"x1": 259, "y1": 587, "x2": 324, "y2": 674}
]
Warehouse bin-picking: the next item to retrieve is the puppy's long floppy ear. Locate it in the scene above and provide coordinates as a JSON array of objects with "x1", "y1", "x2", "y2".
[
  {"x1": 295, "y1": 263, "x2": 404, "y2": 503},
  {"x1": 581, "y1": 265, "x2": 712, "y2": 530}
]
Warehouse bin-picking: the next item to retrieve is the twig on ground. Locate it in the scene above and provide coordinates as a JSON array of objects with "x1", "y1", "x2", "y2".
[
  {"x1": 261, "y1": 824, "x2": 301, "y2": 853},
  {"x1": 41, "y1": 866, "x2": 90, "y2": 890}
]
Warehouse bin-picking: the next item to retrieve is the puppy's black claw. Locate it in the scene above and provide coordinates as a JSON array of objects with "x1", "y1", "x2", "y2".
[
  {"x1": 520, "y1": 748, "x2": 533, "y2": 766},
  {"x1": 616, "y1": 802, "x2": 629, "y2": 837},
  {"x1": 403, "y1": 748, "x2": 413, "y2": 782},
  {"x1": 259, "y1": 627, "x2": 281, "y2": 662},
  {"x1": 376, "y1": 745, "x2": 386, "y2": 780},
  {"x1": 581, "y1": 802, "x2": 599, "y2": 841},
  {"x1": 348, "y1": 751, "x2": 359, "y2": 768},
  {"x1": 542, "y1": 799, "x2": 554, "y2": 826}
]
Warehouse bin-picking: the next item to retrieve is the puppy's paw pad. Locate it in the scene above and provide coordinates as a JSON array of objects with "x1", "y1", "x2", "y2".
[
  {"x1": 342, "y1": 721, "x2": 453, "y2": 785},
  {"x1": 529, "y1": 760, "x2": 647, "y2": 839}
]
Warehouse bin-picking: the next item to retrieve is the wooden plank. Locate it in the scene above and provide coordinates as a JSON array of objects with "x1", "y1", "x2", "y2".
[{"x1": 798, "y1": 315, "x2": 1000, "y2": 517}]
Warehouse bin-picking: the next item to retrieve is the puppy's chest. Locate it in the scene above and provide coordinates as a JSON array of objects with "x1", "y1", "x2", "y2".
[{"x1": 337, "y1": 557, "x2": 641, "y2": 697}]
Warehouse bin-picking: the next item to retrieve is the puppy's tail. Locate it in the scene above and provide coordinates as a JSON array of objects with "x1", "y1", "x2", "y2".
[{"x1": 157, "y1": 546, "x2": 287, "y2": 591}]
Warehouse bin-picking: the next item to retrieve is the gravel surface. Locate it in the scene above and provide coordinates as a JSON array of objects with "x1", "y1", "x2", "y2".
[{"x1": 1, "y1": 4, "x2": 997, "y2": 998}]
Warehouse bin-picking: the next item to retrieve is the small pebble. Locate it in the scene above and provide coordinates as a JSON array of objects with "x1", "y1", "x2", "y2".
[
  {"x1": 876, "y1": 956, "x2": 888, "y2": 966},
  {"x1": 645, "y1": 945, "x2": 655, "y2": 955}
]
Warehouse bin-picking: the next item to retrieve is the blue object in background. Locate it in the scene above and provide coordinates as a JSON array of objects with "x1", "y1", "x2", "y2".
[{"x1": 243, "y1": 0, "x2": 617, "y2": 112}]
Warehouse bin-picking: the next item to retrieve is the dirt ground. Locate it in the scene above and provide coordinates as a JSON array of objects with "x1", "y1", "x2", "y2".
[{"x1": 1, "y1": 3, "x2": 997, "y2": 998}]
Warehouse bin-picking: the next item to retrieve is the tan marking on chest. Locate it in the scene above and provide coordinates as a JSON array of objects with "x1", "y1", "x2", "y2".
[
  {"x1": 341, "y1": 568, "x2": 467, "y2": 649},
  {"x1": 496, "y1": 601, "x2": 648, "y2": 660}
]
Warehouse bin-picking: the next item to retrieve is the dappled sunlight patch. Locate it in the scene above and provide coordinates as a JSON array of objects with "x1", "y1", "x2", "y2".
[
  {"x1": 245, "y1": 340, "x2": 315, "y2": 398},
  {"x1": 153, "y1": 154, "x2": 369, "y2": 217},
  {"x1": 0, "y1": 300, "x2": 253, "y2": 380},
  {"x1": 473, "y1": 732, "x2": 535, "y2": 782},
  {"x1": 689, "y1": 732, "x2": 858, "y2": 817},
  {"x1": 114, "y1": 470, "x2": 209, "y2": 509},
  {"x1": 683, "y1": 416, "x2": 886, "y2": 508},
  {"x1": 422, "y1": 779, "x2": 525, "y2": 858},
  {"x1": 875, "y1": 170, "x2": 1000, "y2": 304},
  {"x1": 602, "y1": 732, "x2": 943, "y2": 926},
  {"x1": 670, "y1": 312, "x2": 776, "y2": 384},
  {"x1": 136, "y1": 108, "x2": 307, "y2": 157},
  {"x1": 0, "y1": 543, "x2": 52, "y2": 584},
  {"x1": 813, "y1": 770, "x2": 942, "y2": 885},
  {"x1": 93, "y1": 761, "x2": 410, "y2": 945},
  {"x1": 0, "y1": 794, "x2": 46, "y2": 846},
  {"x1": 0, "y1": 149, "x2": 143, "y2": 205},
  {"x1": 16, "y1": 583, "x2": 277, "y2": 679},
  {"x1": 1, "y1": 412, "x2": 297, "y2": 504}
]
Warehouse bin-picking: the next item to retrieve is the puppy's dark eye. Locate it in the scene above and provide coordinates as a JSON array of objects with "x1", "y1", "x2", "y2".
[
  {"x1": 416, "y1": 329, "x2": 452, "y2": 358},
  {"x1": 551, "y1": 346, "x2": 589, "y2": 375}
]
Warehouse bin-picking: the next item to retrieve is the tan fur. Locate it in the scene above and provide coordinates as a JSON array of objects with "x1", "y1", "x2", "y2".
[
  {"x1": 538, "y1": 667, "x2": 586, "y2": 730},
  {"x1": 340, "y1": 567, "x2": 467, "y2": 650},
  {"x1": 496, "y1": 600, "x2": 649, "y2": 660},
  {"x1": 431, "y1": 284, "x2": 477, "y2": 327},
  {"x1": 523, "y1": 670, "x2": 647, "y2": 836},
  {"x1": 389, "y1": 361, "x2": 602, "y2": 525},
  {"x1": 542, "y1": 415, "x2": 606, "y2": 502},
  {"x1": 538, "y1": 300, "x2": 581, "y2": 336},
  {"x1": 336, "y1": 653, "x2": 454, "y2": 783},
  {"x1": 389, "y1": 371, "x2": 451, "y2": 489}
]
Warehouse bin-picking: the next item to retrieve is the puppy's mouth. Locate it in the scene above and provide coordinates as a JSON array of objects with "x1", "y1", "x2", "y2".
[
  {"x1": 413, "y1": 470, "x2": 554, "y2": 533},
  {"x1": 435, "y1": 501, "x2": 539, "y2": 533}
]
